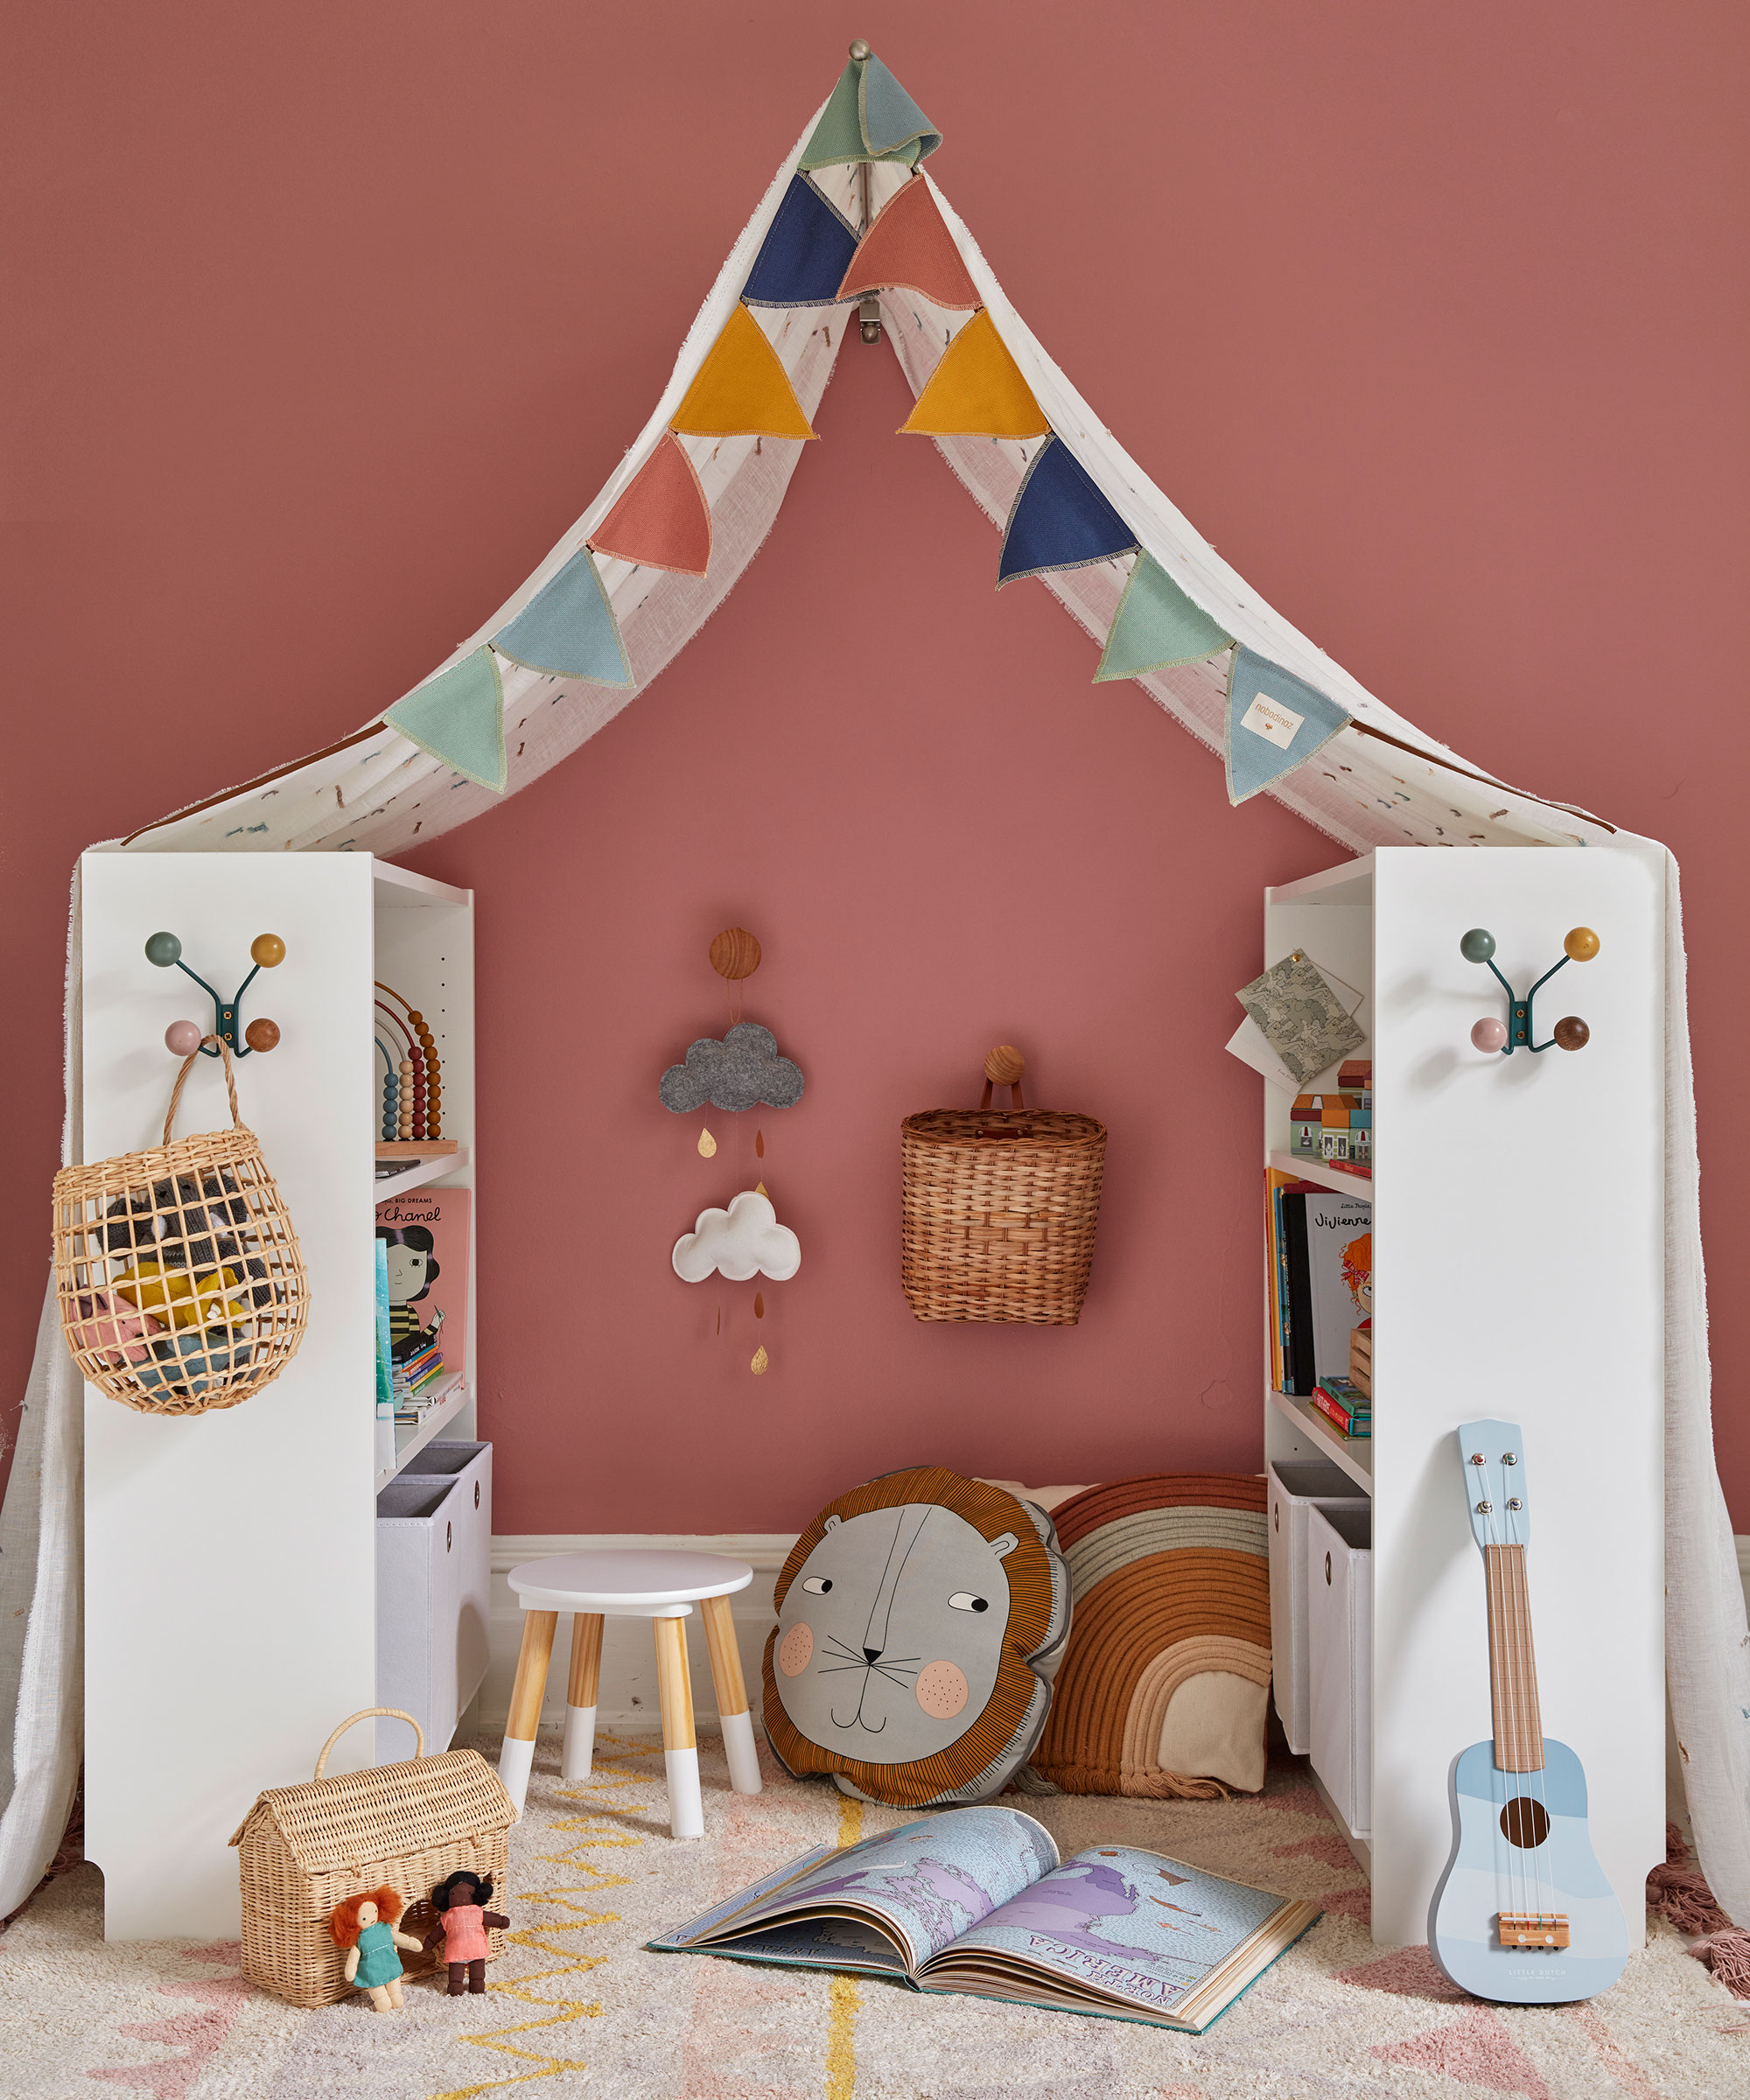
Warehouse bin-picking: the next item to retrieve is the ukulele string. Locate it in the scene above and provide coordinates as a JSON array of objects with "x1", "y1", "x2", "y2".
[
  {"x1": 1504, "y1": 1486, "x2": 1554, "y2": 1929},
  {"x1": 1484, "y1": 1484, "x2": 1523, "y2": 1931}
]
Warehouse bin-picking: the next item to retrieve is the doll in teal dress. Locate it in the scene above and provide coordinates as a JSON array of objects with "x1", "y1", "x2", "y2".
[{"x1": 330, "y1": 1886, "x2": 424, "y2": 2012}]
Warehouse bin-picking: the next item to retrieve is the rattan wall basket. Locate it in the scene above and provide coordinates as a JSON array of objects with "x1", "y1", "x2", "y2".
[
  {"x1": 51, "y1": 1035, "x2": 307, "y2": 1415},
  {"x1": 901, "y1": 1046, "x2": 1107, "y2": 1326},
  {"x1": 229, "y1": 1707, "x2": 514, "y2": 2008}
]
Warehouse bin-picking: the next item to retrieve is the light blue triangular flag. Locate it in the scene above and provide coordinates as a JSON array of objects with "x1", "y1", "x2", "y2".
[
  {"x1": 492, "y1": 550, "x2": 631, "y2": 685},
  {"x1": 859, "y1": 55, "x2": 941, "y2": 161},
  {"x1": 1224, "y1": 648, "x2": 1351, "y2": 804},
  {"x1": 384, "y1": 646, "x2": 507, "y2": 791},
  {"x1": 1094, "y1": 553, "x2": 1232, "y2": 681}
]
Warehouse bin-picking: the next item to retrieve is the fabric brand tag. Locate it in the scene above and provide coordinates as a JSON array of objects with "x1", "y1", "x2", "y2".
[{"x1": 1239, "y1": 692, "x2": 1304, "y2": 748}]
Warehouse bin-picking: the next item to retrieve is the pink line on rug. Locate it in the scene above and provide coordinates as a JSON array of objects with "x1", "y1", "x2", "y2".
[
  {"x1": 1566, "y1": 2001, "x2": 1664, "y2": 2100},
  {"x1": 87, "y1": 1948, "x2": 251, "y2": 2099},
  {"x1": 1337, "y1": 1942, "x2": 1466, "y2": 2002},
  {"x1": 1373, "y1": 2006, "x2": 1554, "y2": 2098}
]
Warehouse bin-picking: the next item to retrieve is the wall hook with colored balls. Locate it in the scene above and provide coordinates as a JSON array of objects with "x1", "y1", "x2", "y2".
[
  {"x1": 1462, "y1": 926, "x2": 1597, "y2": 1055},
  {"x1": 148, "y1": 931, "x2": 284, "y2": 1057}
]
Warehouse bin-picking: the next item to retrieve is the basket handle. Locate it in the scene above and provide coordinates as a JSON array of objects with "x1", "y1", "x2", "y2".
[
  {"x1": 978, "y1": 1044, "x2": 1026, "y2": 1112},
  {"x1": 313, "y1": 1707, "x2": 425, "y2": 1780},
  {"x1": 162, "y1": 1035, "x2": 243, "y2": 1147}
]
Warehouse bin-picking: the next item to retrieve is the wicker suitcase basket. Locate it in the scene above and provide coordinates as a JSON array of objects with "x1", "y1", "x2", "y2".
[
  {"x1": 229, "y1": 1708, "x2": 514, "y2": 2007},
  {"x1": 901, "y1": 1046, "x2": 1106, "y2": 1326}
]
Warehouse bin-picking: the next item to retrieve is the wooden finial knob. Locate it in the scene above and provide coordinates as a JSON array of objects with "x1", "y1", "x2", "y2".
[
  {"x1": 984, "y1": 1045, "x2": 1026, "y2": 1086},
  {"x1": 710, "y1": 927, "x2": 762, "y2": 981}
]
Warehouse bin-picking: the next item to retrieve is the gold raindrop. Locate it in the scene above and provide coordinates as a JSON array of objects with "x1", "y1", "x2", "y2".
[
  {"x1": 750, "y1": 1345, "x2": 769, "y2": 1375},
  {"x1": 697, "y1": 1126, "x2": 718, "y2": 1158},
  {"x1": 755, "y1": 1129, "x2": 765, "y2": 1158}
]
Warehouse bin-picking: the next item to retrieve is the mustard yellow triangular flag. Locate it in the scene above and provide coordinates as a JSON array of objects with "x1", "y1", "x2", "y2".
[
  {"x1": 670, "y1": 304, "x2": 817, "y2": 440},
  {"x1": 899, "y1": 309, "x2": 1050, "y2": 439}
]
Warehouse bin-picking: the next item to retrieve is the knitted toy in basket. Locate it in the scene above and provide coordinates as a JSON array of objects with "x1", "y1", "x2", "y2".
[
  {"x1": 1026, "y1": 1474, "x2": 1271, "y2": 1798},
  {"x1": 762, "y1": 1466, "x2": 1070, "y2": 1808},
  {"x1": 51, "y1": 1035, "x2": 307, "y2": 1413}
]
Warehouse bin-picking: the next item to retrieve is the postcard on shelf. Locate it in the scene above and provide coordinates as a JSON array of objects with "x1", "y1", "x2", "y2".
[
  {"x1": 650, "y1": 1804, "x2": 1320, "y2": 2034},
  {"x1": 375, "y1": 1186, "x2": 470, "y2": 1387}
]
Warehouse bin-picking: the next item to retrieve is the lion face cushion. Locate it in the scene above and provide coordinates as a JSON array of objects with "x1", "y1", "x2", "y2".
[{"x1": 762, "y1": 1466, "x2": 1069, "y2": 1807}]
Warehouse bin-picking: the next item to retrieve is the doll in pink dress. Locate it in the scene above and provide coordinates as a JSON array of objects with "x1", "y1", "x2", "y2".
[{"x1": 422, "y1": 1869, "x2": 508, "y2": 1995}]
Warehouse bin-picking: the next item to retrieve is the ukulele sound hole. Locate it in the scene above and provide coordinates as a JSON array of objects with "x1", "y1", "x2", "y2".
[{"x1": 1500, "y1": 1796, "x2": 1550, "y2": 1848}]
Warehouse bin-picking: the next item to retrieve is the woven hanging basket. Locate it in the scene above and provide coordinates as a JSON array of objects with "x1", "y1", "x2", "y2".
[
  {"x1": 230, "y1": 1707, "x2": 514, "y2": 2008},
  {"x1": 51, "y1": 1035, "x2": 308, "y2": 1414},
  {"x1": 901, "y1": 1046, "x2": 1107, "y2": 1326}
]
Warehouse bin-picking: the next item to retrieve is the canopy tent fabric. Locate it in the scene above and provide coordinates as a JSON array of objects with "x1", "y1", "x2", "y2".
[{"x1": 4, "y1": 52, "x2": 1744, "y2": 1927}]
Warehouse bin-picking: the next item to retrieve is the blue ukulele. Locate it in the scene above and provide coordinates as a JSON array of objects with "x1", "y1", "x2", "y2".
[{"x1": 1428, "y1": 1420, "x2": 1628, "y2": 2003}]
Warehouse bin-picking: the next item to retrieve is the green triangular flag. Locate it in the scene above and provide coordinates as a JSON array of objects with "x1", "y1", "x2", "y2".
[
  {"x1": 800, "y1": 56, "x2": 937, "y2": 169},
  {"x1": 383, "y1": 645, "x2": 507, "y2": 791},
  {"x1": 1094, "y1": 553, "x2": 1233, "y2": 682}
]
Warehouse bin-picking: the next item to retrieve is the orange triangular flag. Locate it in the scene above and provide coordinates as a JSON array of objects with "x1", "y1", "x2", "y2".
[
  {"x1": 587, "y1": 432, "x2": 712, "y2": 577},
  {"x1": 838, "y1": 178, "x2": 980, "y2": 309},
  {"x1": 670, "y1": 304, "x2": 817, "y2": 440},
  {"x1": 899, "y1": 309, "x2": 1049, "y2": 438}
]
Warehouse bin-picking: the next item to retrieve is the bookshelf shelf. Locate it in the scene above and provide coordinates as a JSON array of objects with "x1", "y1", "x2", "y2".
[
  {"x1": 1267, "y1": 1383, "x2": 1373, "y2": 1489},
  {"x1": 374, "y1": 1144, "x2": 471, "y2": 1202},
  {"x1": 1265, "y1": 1150, "x2": 1373, "y2": 1200},
  {"x1": 378, "y1": 1375, "x2": 470, "y2": 1488}
]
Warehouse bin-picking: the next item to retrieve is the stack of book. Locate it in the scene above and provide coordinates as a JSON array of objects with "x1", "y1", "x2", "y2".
[
  {"x1": 1265, "y1": 1170, "x2": 1373, "y2": 1409},
  {"x1": 393, "y1": 1342, "x2": 446, "y2": 1421},
  {"x1": 1312, "y1": 1376, "x2": 1371, "y2": 1439}
]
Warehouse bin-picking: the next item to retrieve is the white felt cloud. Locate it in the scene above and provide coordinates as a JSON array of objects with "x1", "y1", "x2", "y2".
[{"x1": 672, "y1": 1190, "x2": 802, "y2": 1284}]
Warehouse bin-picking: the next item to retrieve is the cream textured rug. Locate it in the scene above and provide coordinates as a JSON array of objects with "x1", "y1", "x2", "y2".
[{"x1": 0, "y1": 1730, "x2": 1742, "y2": 2098}]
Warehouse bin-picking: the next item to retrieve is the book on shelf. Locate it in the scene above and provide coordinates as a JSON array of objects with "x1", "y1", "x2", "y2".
[
  {"x1": 650, "y1": 1803, "x2": 1320, "y2": 2034},
  {"x1": 1275, "y1": 1186, "x2": 1370, "y2": 1397},
  {"x1": 375, "y1": 1186, "x2": 469, "y2": 1389},
  {"x1": 1312, "y1": 1378, "x2": 1371, "y2": 1438}
]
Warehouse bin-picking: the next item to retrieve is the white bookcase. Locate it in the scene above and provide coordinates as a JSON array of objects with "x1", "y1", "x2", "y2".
[
  {"x1": 1261, "y1": 845, "x2": 1665, "y2": 1946},
  {"x1": 79, "y1": 851, "x2": 474, "y2": 1938}
]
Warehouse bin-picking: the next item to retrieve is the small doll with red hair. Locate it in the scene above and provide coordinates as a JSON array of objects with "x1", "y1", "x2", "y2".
[
  {"x1": 329, "y1": 1886, "x2": 424, "y2": 2012},
  {"x1": 422, "y1": 1868, "x2": 509, "y2": 1995}
]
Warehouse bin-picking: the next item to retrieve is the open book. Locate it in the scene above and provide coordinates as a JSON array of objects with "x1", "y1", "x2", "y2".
[{"x1": 648, "y1": 1804, "x2": 1320, "y2": 2033}]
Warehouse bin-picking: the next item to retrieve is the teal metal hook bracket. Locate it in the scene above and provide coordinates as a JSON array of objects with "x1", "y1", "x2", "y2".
[
  {"x1": 1461, "y1": 927, "x2": 1597, "y2": 1054},
  {"x1": 146, "y1": 931, "x2": 284, "y2": 1055}
]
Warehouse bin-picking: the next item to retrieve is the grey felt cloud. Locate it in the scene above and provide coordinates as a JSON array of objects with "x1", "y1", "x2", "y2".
[{"x1": 659, "y1": 1022, "x2": 805, "y2": 1115}]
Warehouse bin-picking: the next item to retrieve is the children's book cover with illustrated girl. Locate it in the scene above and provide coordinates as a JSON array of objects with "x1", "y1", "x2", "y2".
[{"x1": 374, "y1": 1187, "x2": 471, "y2": 1391}]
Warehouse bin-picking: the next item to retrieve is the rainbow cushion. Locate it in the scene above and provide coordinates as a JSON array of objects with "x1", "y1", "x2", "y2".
[{"x1": 1027, "y1": 1474, "x2": 1270, "y2": 1798}]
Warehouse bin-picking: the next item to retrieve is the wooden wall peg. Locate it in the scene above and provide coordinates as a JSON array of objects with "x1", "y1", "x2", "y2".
[
  {"x1": 709, "y1": 928, "x2": 761, "y2": 981},
  {"x1": 980, "y1": 1044, "x2": 1026, "y2": 1110}
]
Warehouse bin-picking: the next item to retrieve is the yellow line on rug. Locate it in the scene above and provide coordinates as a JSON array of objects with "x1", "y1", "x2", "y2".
[
  {"x1": 824, "y1": 1796, "x2": 864, "y2": 2100},
  {"x1": 428, "y1": 1739, "x2": 662, "y2": 2100}
]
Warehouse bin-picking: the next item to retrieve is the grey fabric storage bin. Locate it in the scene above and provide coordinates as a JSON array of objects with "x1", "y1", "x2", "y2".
[
  {"x1": 1307, "y1": 1501, "x2": 1372, "y2": 1839},
  {"x1": 1267, "y1": 1460, "x2": 1370, "y2": 1754},
  {"x1": 376, "y1": 1441, "x2": 492, "y2": 1759}
]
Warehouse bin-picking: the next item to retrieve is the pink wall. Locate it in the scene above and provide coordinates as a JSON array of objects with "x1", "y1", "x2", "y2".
[{"x1": 4, "y1": 4, "x2": 1746, "y2": 1531}]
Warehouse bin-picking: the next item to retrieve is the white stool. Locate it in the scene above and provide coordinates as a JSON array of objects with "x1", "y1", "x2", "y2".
[{"x1": 497, "y1": 1550, "x2": 760, "y2": 1839}]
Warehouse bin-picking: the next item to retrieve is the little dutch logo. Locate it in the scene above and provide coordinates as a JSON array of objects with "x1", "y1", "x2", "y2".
[{"x1": 1239, "y1": 692, "x2": 1304, "y2": 750}]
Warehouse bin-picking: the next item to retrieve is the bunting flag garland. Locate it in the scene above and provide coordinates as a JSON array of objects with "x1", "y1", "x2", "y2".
[
  {"x1": 1224, "y1": 648, "x2": 1353, "y2": 805},
  {"x1": 382, "y1": 645, "x2": 507, "y2": 792},
  {"x1": 587, "y1": 431, "x2": 712, "y2": 577},
  {"x1": 898, "y1": 308, "x2": 1049, "y2": 439},
  {"x1": 742, "y1": 174, "x2": 859, "y2": 308},
  {"x1": 800, "y1": 52, "x2": 942, "y2": 171},
  {"x1": 492, "y1": 548, "x2": 633, "y2": 685},
  {"x1": 669, "y1": 304, "x2": 818, "y2": 441},
  {"x1": 837, "y1": 174, "x2": 981, "y2": 309},
  {"x1": 1093, "y1": 552, "x2": 1234, "y2": 682},
  {"x1": 998, "y1": 436, "x2": 1139, "y2": 588}
]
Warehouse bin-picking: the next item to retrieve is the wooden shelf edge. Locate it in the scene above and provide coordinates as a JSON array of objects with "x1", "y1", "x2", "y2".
[
  {"x1": 377, "y1": 1376, "x2": 469, "y2": 1488},
  {"x1": 1266, "y1": 1151, "x2": 1373, "y2": 1200},
  {"x1": 375, "y1": 1140, "x2": 460, "y2": 1158},
  {"x1": 374, "y1": 1144, "x2": 470, "y2": 1203},
  {"x1": 1267, "y1": 1382, "x2": 1373, "y2": 1490}
]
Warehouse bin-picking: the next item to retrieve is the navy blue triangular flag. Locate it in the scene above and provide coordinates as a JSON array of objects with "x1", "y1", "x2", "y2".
[
  {"x1": 743, "y1": 176, "x2": 858, "y2": 308},
  {"x1": 998, "y1": 437, "x2": 1138, "y2": 587}
]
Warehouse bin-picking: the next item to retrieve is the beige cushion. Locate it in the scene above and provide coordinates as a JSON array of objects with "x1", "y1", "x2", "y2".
[{"x1": 1157, "y1": 1670, "x2": 1269, "y2": 1792}]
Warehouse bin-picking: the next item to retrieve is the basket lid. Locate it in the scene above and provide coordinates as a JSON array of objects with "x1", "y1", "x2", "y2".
[{"x1": 228, "y1": 1747, "x2": 512, "y2": 1871}]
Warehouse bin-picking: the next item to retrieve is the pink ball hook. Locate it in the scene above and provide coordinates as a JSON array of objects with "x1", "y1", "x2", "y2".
[
  {"x1": 1470, "y1": 1017, "x2": 1508, "y2": 1054},
  {"x1": 164, "y1": 1019, "x2": 204, "y2": 1056}
]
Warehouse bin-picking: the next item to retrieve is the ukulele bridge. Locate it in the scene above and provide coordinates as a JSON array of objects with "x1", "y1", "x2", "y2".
[{"x1": 1497, "y1": 1911, "x2": 1570, "y2": 1950}]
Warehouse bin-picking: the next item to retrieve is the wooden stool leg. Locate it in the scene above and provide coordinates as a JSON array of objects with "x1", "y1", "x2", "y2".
[
  {"x1": 653, "y1": 1613, "x2": 704, "y2": 1839},
  {"x1": 498, "y1": 1609, "x2": 557, "y2": 1815},
  {"x1": 701, "y1": 1592, "x2": 762, "y2": 1796},
  {"x1": 562, "y1": 1613, "x2": 605, "y2": 1783}
]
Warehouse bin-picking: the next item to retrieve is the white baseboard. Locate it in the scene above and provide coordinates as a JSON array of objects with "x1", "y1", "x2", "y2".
[{"x1": 470, "y1": 1534, "x2": 796, "y2": 1733}]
